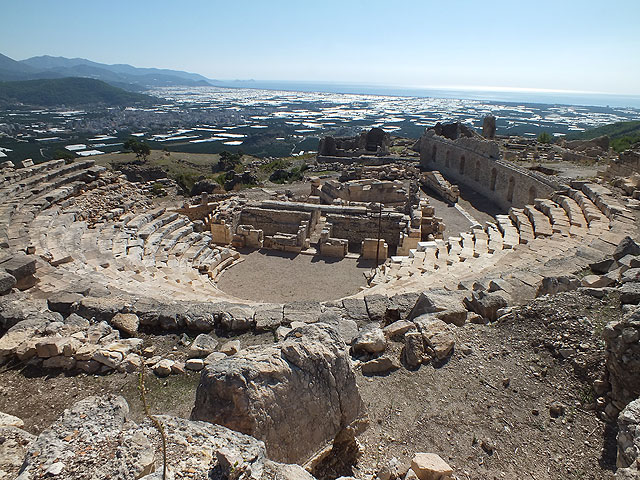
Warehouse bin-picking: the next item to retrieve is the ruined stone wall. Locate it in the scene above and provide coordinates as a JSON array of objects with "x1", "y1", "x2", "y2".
[
  {"x1": 605, "y1": 150, "x2": 640, "y2": 179},
  {"x1": 320, "y1": 179, "x2": 407, "y2": 205},
  {"x1": 239, "y1": 207, "x2": 312, "y2": 236},
  {"x1": 419, "y1": 130, "x2": 562, "y2": 210},
  {"x1": 326, "y1": 212, "x2": 406, "y2": 253}
]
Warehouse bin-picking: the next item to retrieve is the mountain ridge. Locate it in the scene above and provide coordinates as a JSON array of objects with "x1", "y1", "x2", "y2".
[{"x1": 0, "y1": 53, "x2": 214, "y2": 89}]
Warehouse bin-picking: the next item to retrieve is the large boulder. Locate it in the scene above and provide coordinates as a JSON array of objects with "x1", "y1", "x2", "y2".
[
  {"x1": 408, "y1": 290, "x2": 468, "y2": 327},
  {"x1": 191, "y1": 323, "x2": 364, "y2": 465},
  {"x1": 615, "y1": 237, "x2": 640, "y2": 261},
  {"x1": 14, "y1": 395, "x2": 314, "y2": 480},
  {"x1": 463, "y1": 291, "x2": 510, "y2": 322}
]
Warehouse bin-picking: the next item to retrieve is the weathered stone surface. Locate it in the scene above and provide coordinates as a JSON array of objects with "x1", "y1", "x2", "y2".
[
  {"x1": 582, "y1": 274, "x2": 615, "y2": 288},
  {"x1": 283, "y1": 301, "x2": 322, "y2": 325},
  {"x1": 189, "y1": 333, "x2": 217, "y2": 358},
  {"x1": 620, "y1": 282, "x2": 640, "y2": 304},
  {"x1": 617, "y1": 398, "x2": 640, "y2": 478},
  {"x1": 414, "y1": 316, "x2": 455, "y2": 361},
  {"x1": 35, "y1": 337, "x2": 68, "y2": 358},
  {"x1": 219, "y1": 305, "x2": 256, "y2": 331},
  {"x1": 464, "y1": 291, "x2": 510, "y2": 322},
  {"x1": 185, "y1": 358, "x2": 205, "y2": 371},
  {"x1": 220, "y1": 340, "x2": 240, "y2": 356},
  {"x1": 614, "y1": 237, "x2": 640, "y2": 261},
  {"x1": 342, "y1": 297, "x2": 369, "y2": 324},
  {"x1": 352, "y1": 326, "x2": 386, "y2": 354},
  {"x1": 110, "y1": 313, "x2": 139, "y2": 335},
  {"x1": 482, "y1": 115, "x2": 496, "y2": 139},
  {"x1": 604, "y1": 308, "x2": 640, "y2": 407},
  {"x1": 408, "y1": 290, "x2": 467, "y2": 327},
  {"x1": 43, "y1": 355, "x2": 76, "y2": 370},
  {"x1": 0, "y1": 411, "x2": 25, "y2": 428},
  {"x1": 537, "y1": 275, "x2": 581, "y2": 296},
  {"x1": 361, "y1": 355, "x2": 400, "y2": 375},
  {"x1": 15, "y1": 394, "x2": 312, "y2": 480},
  {"x1": 403, "y1": 331, "x2": 425, "y2": 369},
  {"x1": 153, "y1": 359, "x2": 174, "y2": 377},
  {"x1": 364, "y1": 295, "x2": 391, "y2": 323},
  {"x1": 192, "y1": 323, "x2": 363, "y2": 464},
  {"x1": 0, "y1": 269, "x2": 17, "y2": 294},
  {"x1": 590, "y1": 258, "x2": 617, "y2": 274},
  {"x1": 0, "y1": 254, "x2": 36, "y2": 281},
  {"x1": 47, "y1": 292, "x2": 84, "y2": 315},
  {"x1": 254, "y1": 305, "x2": 283, "y2": 332},
  {"x1": 622, "y1": 268, "x2": 640, "y2": 284},
  {"x1": 410, "y1": 453, "x2": 453, "y2": 480},
  {"x1": 1, "y1": 425, "x2": 35, "y2": 480},
  {"x1": 119, "y1": 353, "x2": 142, "y2": 373},
  {"x1": 383, "y1": 319, "x2": 415, "y2": 339}
]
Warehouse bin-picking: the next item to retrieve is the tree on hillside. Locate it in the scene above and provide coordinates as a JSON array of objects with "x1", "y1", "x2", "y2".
[
  {"x1": 124, "y1": 138, "x2": 151, "y2": 161},
  {"x1": 218, "y1": 150, "x2": 243, "y2": 172},
  {"x1": 537, "y1": 132, "x2": 553, "y2": 144}
]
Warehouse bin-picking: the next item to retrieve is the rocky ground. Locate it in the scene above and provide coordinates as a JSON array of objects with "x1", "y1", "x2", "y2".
[
  {"x1": 354, "y1": 291, "x2": 621, "y2": 480},
  {"x1": 0, "y1": 290, "x2": 623, "y2": 479}
]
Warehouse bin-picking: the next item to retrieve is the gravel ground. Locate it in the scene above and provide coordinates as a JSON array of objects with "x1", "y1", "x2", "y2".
[
  {"x1": 217, "y1": 249, "x2": 370, "y2": 303},
  {"x1": 353, "y1": 291, "x2": 620, "y2": 480}
]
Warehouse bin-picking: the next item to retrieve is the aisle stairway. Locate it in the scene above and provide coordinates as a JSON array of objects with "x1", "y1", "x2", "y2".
[{"x1": 368, "y1": 181, "x2": 636, "y2": 304}]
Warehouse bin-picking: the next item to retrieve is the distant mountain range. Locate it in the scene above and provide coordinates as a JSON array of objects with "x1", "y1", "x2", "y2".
[
  {"x1": 0, "y1": 53, "x2": 213, "y2": 90},
  {"x1": 0, "y1": 77, "x2": 155, "y2": 107}
]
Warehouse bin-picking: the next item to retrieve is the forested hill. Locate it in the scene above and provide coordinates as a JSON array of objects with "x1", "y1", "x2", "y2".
[
  {"x1": 0, "y1": 77, "x2": 156, "y2": 107},
  {"x1": 568, "y1": 120, "x2": 640, "y2": 152}
]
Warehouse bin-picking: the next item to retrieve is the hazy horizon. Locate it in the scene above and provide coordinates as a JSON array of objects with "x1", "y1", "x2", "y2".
[{"x1": 3, "y1": 0, "x2": 639, "y2": 96}]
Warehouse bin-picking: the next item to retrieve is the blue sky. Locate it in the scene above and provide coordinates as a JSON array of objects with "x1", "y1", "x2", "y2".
[{"x1": 2, "y1": 0, "x2": 639, "y2": 94}]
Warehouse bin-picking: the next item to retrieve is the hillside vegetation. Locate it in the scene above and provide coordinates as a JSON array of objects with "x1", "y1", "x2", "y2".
[
  {"x1": 0, "y1": 77, "x2": 155, "y2": 107},
  {"x1": 568, "y1": 120, "x2": 640, "y2": 152}
]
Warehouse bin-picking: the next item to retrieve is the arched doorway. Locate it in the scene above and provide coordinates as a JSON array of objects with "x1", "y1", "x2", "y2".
[
  {"x1": 445, "y1": 150, "x2": 450, "y2": 169},
  {"x1": 475, "y1": 160, "x2": 481, "y2": 181},
  {"x1": 431, "y1": 145, "x2": 437, "y2": 162},
  {"x1": 459, "y1": 155, "x2": 466, "y2": 175},
  {"x1": 528, "y1": 186, "x2": 537, "y2": 204},
  {"x1": 490, "y1": 168, "x2": 497, "y2": 191},
  {"x1": 507, "y1": 177, "x2": 515, "y2": 203}
]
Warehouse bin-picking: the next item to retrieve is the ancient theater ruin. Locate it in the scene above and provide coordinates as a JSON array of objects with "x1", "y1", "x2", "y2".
[{"x1": 1, "y1": 119, "x2": 640, "y2": 480}]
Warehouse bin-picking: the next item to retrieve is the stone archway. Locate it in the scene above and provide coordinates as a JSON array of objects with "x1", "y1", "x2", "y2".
[
  {"x1": 432, "y1": 145, "x2": 437, "y2": 162},
  {"x1": 528, "y1": 186, "x2": 537, "y2": 204},
  {"x1": 490, "y1": 168, "x2": 497, "y2": 191},
  {"x1": 475, "y1": 160, "x2": 481, "y2": 181},
  {"x1": 459, "y1": 155, "x2": 466, "y2": 175}
]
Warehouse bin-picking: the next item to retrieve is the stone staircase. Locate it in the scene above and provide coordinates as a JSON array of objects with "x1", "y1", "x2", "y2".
[{"x1": 367, "y1": 181, "x2": 636, "y2": 304}]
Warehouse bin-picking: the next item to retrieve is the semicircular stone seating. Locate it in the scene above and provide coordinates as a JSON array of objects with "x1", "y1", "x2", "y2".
[
  {"x1": 0, "y1": 159, "x2": 242, "y2": 303},
  {"x1": 367, "y1": 179, "x2": 635, "y2": 304},
  {"x1": 0, "y1": 158, "x2": 636, "y2": 311}
]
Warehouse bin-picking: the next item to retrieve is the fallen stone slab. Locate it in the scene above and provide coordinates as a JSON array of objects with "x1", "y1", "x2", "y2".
[
  {"x1": 614, "y1": 236, "x2": 640, "y2": 261},
  {"x1": 410, "y1": 453, "x2": 453, "y2": 480},
  {"x1": 620, "y1": 282, "x2": 640, "y2": 304},
  {"x1": 361, "y1": 355, "x2": 400, "y2": 375},
  {"x1": 0, "y1": 254, "x2": 36, "y2": 281},
  {"x1": 352, "y1": 325, "x2": 386, "y2": 355},
  {"x1": 47, "y1": 291, "x2": 84, "y2": 315}
]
